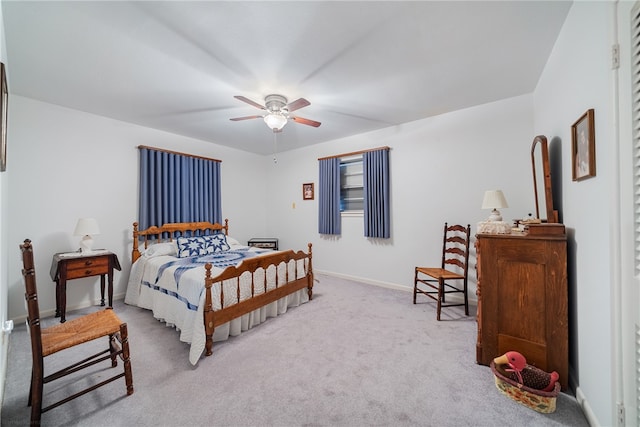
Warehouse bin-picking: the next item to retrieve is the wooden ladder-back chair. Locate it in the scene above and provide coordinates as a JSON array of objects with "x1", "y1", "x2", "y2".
[
  {"x1": 413, "y1": 223, "x2": 471, "y2": 320},
  {"x1": 20, "y1": 239, "x2": 133, "y2": 425}
]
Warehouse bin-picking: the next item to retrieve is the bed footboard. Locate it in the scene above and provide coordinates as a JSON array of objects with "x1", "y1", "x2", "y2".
[{"x1": 202, "y1": 243, "x2": 313, "y2": 357}]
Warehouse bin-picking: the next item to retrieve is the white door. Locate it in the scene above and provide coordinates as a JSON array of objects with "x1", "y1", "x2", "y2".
[{"x1": 618, "y1": 2, "x2": 640, "y2": 426}]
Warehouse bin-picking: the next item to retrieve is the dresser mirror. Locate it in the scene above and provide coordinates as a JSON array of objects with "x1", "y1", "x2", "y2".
[{"x1": 531, "y1": 135, "x2": 559, "y2": 223}]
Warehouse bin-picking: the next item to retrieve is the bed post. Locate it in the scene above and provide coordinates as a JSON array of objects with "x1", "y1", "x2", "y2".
[
  {"x1": 131, "y1": 222, "x2": 141, "y2": 263},
  {"x1": 307, "y1": 243, "x2": 314, "y2": 300},
  {"x1": 203, "y1": 263, "x2": 215, "y2": 357}
]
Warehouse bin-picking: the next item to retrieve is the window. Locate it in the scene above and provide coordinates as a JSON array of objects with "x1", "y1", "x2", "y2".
[
  {"x1": 340, "y1": 155, "x2": 363, "y2": 213},
  {"x1": 138, "y1": 146, "x2": 222, "y2": 231},
  {"x1": 318, "y1": 146, "x2": 389, "y2": 237}
]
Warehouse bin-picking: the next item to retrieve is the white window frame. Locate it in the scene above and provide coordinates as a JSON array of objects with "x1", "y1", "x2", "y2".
[{"x1": 340, "y1": 155, "x2": 364, "y2": 216}]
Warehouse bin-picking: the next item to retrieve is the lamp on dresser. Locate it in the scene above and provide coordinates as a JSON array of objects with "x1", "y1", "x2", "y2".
[
  {"x1": 73, "y1": 217, "x2": 100, "y2": 253},
  {"x1": 477, "y1": 190, "x2": 511, "y2": 234},
  {"x1": 481, "y1": 189, "x2": 508, "y2": 221}
]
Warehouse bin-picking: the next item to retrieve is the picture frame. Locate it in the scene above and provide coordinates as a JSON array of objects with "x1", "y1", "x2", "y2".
[
  {"x1": 0, "y1": 62, "x2": 7, "y2": 172},
  {"x1": 302, "y1": 183, "x2": 314, "y2": 200},
  {"x1": 571, "y1": 108, "x2": 595, "y2": 181}
]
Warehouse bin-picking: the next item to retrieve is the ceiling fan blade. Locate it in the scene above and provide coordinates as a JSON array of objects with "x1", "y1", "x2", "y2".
[
  {"x1": 292, "y1": 116, "x2": 321, "y2": 127},
  {"x1": 234, "y1": 95, "x2": 266, "y2": 110},
  {"x1": 286, "y1": 98, "x2": 310, "y2": 113},
  {"x1": 229, "y1": 115, "x2": 263, "y2": 121}
]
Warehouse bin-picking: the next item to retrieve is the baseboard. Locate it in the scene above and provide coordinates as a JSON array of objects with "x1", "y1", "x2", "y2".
[
  {"x1": 8, "y1": 291, "x2": 128, "y2": 325},
  {"x1": 0, "y1": 325, "x2": 9, "y2": 419},
  {"x1": 575, "y1": 387, "x2": 599, "y2": 426},
  {"x1": 315, "y1": 269, "x2": 478, "y2": 306}
]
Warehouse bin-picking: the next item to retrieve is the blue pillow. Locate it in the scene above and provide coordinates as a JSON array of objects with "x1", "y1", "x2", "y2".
[{"x1": 177, "y1": 236, "x2": 208, "y2": 258}]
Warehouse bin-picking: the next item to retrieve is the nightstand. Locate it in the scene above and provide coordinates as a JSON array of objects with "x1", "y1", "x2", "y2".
[
  {"x1": 247, "y1": 238, "x2": 278, "y2": 250},
  {"x1": 50, "y1": 251, "x2": 121, "y2": 323}
]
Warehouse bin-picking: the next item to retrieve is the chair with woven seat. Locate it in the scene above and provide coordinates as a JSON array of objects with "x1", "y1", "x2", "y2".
[
  {"x1": 20, "y1": 239, "x2": 134, "y2": 425},
  {"x1": 413, "y1": 223, "x2": 471, "y2": 320}
]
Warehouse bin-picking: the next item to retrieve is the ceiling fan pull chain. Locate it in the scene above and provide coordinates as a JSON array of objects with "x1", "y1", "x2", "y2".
[{"x1": 273, "y1": 132, "x2": 278, "y2": 164}]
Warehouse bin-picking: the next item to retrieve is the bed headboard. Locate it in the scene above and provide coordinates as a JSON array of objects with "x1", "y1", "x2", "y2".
[{"x1": 131, "y1": 219, "x2": 229, "y2": 263}]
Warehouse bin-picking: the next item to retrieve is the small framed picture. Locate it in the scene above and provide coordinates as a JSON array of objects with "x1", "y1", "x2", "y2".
[
  {"x1": 0, "y1": 62, "x2": 7, "y2": 172},
  {"x1": 571, "y1": 109, "x2": 595, "y2": 181},
  {"x1": 302, "y1": 183, "x2": 314, "y2": 200}
]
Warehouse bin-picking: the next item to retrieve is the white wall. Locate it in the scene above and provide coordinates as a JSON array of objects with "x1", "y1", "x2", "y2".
[
  {"x1": 267, "y1": 94, "x2": 535, "y2": 293},
  {"x1": 5, "y1": 96, "x2": 269, "y2": 321},
  {"x1": 533, "y1": 1, "x2": 614, "y2": 424},
  {"x1": 0, "y1": 0, "x2": 8, "y2": 411},
  {"x1": 5, "y1": 91, "x2": 537, "y2": 321}
]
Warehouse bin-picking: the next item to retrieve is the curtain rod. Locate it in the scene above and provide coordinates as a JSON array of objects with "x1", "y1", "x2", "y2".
[
  {"x1": 138, "y1": 145, "x2": 222, "y2": 163},
  {"x1": 317, "y1": 146, "x2": 390, "y2": 161}
]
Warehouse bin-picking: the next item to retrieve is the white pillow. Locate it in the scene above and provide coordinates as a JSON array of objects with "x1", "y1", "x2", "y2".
[
  {"x1": 225, "y1": 236, "x2": 241, "y2": 246},
  {"x1": 143, "y1": 242, "x2": 178, "y2": 258}
]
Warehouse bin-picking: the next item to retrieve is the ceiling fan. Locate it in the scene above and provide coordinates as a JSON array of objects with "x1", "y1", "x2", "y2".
[{"x1": 230, "y1": 94, "x2": 321, "y2": 132}]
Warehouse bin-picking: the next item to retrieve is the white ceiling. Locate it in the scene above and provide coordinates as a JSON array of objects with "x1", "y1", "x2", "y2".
[{"x1": 2, "y1": 1, "x2": 572, "y2": 155}]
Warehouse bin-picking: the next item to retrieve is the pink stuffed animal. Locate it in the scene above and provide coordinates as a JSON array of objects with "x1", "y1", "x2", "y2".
[{"x1": 493, "y1": 351, "x2": 559, "y2": 392}]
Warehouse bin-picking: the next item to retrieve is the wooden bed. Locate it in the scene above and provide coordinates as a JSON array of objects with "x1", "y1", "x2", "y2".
[{"x1": 128, "y1": 220, "x2": 313, "y2": 362}]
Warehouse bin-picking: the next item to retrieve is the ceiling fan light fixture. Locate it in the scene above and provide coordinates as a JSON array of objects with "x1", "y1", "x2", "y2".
[{"x1": 264, "y1": 113, "x2": 287, "y2": 131}]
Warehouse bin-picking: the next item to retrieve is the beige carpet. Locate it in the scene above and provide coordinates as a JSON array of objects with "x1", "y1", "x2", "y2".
[{"x1": 2, "y1": 273, "x2": 588, "y2": 427}]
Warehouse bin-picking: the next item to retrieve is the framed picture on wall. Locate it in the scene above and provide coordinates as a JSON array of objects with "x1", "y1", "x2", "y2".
[
  {"x1": 0, "y1": 62, "x2": 7, "y2": 172},
  {"x1": 303, "y1": 183, "x2": 314, "y2": 200},
  {"x1": 571, "y1": 108, "x2": 595, "y2": 181}
]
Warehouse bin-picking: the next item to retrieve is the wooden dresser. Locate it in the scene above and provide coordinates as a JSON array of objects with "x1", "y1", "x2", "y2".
[{"x1": 475, "y1": 226, "x2": 568, "y2": 390}]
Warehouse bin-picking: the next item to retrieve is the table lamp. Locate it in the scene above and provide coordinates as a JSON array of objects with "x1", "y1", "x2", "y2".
[
  {"x1": 73, "y1": 218, "x2": 100, "y2": 253},
  {"x1": 482, "y1": 190, "x2": 508, "y2": 222}
]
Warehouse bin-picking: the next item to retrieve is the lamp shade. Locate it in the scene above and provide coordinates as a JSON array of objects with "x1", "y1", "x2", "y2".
[
  {"x1": 264, "y1": 113, "x2": 287, "y2": 131},
  {"x1": 481, "y1": 190, "x2": 509, "y2": 209},
  {"x1": 73, "y1": 218, "x2": 101, "y2": 236},
  {"x1": 74, "y1": 218, "x2": 100, "y2": 253},
  {"x1": 481, "y1": 190, "x2": 508, "y2": 222}
]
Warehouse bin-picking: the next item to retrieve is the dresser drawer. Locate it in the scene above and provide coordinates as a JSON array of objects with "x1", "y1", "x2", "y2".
[{"x1": 65, "y1": 257, "x2": 109, "y2": 279}]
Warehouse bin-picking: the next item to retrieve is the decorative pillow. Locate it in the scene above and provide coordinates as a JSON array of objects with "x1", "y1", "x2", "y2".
[
  {"x1": 203, "y1": 233, "x2": 230, "y2": 253},
  {"x1": 144, "y1": 242, "x2": 178, "y2": 258},
  {"x1": 176, "y1": 234, "x2": 230, "y2": 258},
  {"x1": 177, "y1": 236, "x2": 208, "y2": 258}
]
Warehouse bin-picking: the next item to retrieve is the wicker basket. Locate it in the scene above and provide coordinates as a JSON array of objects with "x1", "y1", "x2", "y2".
[{"x1": 490, "y1": 361, "x2": 561, "y2": 413}]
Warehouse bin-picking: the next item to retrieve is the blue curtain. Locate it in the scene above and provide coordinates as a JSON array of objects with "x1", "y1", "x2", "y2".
[
  {"x1": 138, "y1": 147, "x2": 222, "y2": 230},
  {"x1": 318, "y1": 157, "x2": 341, "y2": 235},
  {"x1": 363, "y1": 148, "x2": 390, "y2": 238}
]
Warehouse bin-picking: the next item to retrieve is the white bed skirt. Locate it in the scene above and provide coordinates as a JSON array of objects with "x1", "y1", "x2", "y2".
[{"x1": 127, "y1": 275, "x2": 309, "y2": 365}]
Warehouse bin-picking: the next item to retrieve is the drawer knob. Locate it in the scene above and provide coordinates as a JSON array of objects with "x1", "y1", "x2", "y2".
[{"x1": 84, "y1": 261, "x2": 93, "y2": 266}]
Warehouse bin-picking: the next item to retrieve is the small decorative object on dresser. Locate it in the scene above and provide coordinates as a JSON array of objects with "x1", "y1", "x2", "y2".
[{"x1": 571, "y1": 108, "x2": 596, "y2": 181}]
